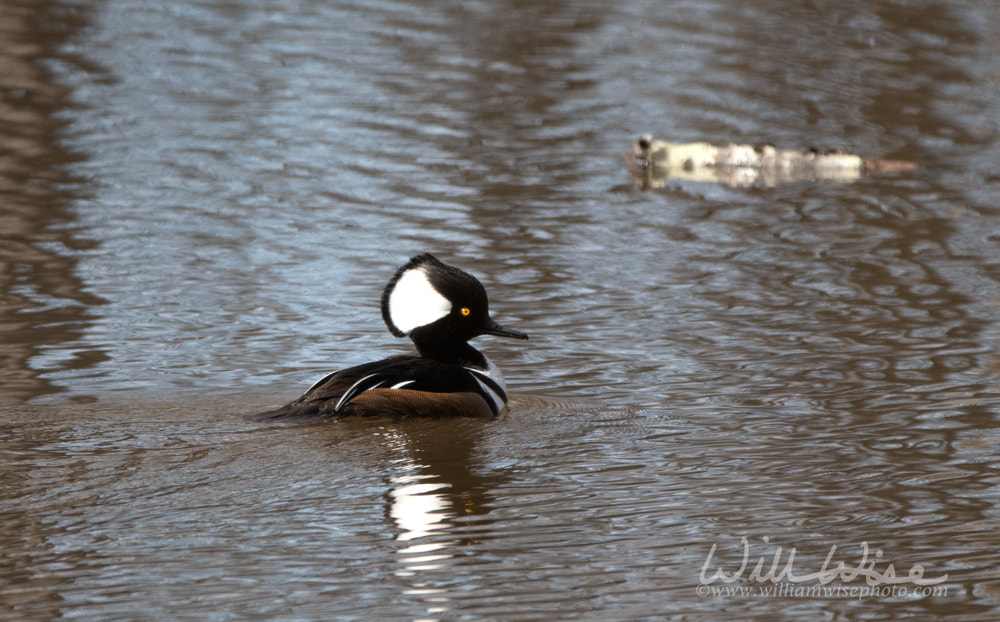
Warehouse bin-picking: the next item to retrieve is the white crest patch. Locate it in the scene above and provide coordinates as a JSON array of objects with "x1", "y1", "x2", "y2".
[{"x1": 388, "y1": 267, "x2": 452, "y2": 334}]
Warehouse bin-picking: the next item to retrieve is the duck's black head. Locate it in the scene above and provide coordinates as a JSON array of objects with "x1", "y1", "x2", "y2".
[{"x1": 380, "y1": 253, "x2": 527, "y2": 363}]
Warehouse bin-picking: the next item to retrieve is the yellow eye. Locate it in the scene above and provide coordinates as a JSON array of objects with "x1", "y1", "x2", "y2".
[{"x1": 460, "y1": 307, "x2": 471, "y2": 316}]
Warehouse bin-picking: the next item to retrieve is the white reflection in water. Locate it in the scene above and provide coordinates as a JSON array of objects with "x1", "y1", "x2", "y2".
[
  {"x1": 384, "y1": 432, "x2": 461, "y2": 620},
  {"x1": 391, "y1": 477, "x2": 451, "y2": 544}
]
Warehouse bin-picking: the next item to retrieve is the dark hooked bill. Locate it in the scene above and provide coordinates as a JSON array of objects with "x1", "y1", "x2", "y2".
[{"x1": 484, "y1": 319, "x2": 529, "y2": 340}]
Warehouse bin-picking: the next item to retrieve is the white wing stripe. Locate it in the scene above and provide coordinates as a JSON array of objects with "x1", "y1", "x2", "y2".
[{"x1": 334, "y1": 373, "x2": 379, "y2": 412}]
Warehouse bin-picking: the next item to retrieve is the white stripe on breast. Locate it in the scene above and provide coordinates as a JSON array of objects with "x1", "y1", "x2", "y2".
[{"x1": 465, "y1": 356, "x2": 508, "y2": 414}]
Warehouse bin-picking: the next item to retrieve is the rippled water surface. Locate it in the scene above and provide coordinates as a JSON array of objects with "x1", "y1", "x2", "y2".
[{"x1": 3, "y1": 0, "x2": 1000, "y2": 619}]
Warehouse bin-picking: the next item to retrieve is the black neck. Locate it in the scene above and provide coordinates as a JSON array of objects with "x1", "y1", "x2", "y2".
[{"x1": 410, "y1": 325, "x2": 487, "y2": 368}]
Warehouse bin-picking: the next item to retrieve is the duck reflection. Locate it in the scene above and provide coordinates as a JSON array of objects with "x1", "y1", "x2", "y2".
[
  {"x1": 390, "y1": 466, "x2": 455, "y2": 619},
  {"x1": 370, "y1": 419, "x2": 506, "y2": 617}
]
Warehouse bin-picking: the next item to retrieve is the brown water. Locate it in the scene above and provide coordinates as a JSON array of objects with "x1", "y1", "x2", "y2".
[{"x1": 3, "y1": 0, "x2": 1000, "y2": 620}]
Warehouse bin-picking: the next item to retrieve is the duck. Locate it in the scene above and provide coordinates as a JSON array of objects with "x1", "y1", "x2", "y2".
[{"x1": 246, "y1": 253, "x2": 528, "y2": 421}]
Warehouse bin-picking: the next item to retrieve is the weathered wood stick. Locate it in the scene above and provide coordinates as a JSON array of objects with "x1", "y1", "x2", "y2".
[{"x1": 627, "y1": 134, "x2": 916, "y2": 188}]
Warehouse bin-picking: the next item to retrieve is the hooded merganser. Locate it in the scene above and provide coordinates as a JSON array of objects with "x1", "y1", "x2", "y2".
[{"x1": 246, "y1": 253, "x2": 528, "y2": 421}]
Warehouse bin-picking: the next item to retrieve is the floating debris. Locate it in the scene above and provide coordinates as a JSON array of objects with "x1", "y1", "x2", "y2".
[{"x1": 627, "y1": 134, "x2": 916, "y2": 189}]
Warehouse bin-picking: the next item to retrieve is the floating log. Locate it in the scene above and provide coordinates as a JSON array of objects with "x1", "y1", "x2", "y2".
[{"x1": 627, "y1": 134, "x2": 916, "y2": 188}]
